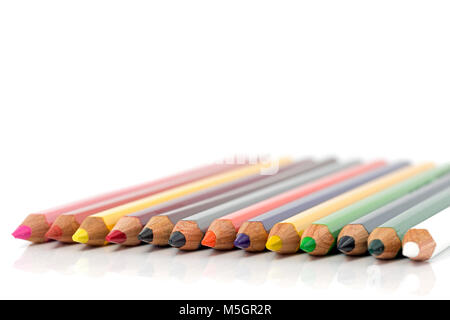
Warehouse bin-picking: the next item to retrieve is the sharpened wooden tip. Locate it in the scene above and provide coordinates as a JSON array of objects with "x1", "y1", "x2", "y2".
[
  {"x1": 204, "y1": 219, "x2": 236, "y2": 250},
  {"x1": 236, "y1": 221, "x2": 268, "y2": 252},
  {"x1": 170, "y1": 220, "x2": 204, "y2": 250},
  {"x1": 107, "y1": 216, "x2": 143, "y2": 246},
  {"x1": 402, "y1": 229, "x2": 436, "y2": 261},
  {"x1": 267, "y1": 223, "x2": 301, "y2": 254},
  {"x1": 301, "y1": 224, "x2": 335, "y2": 256},
  {"x1": 337, "y1": 224, "x2": 370, "y2": 255},
  {"x1": 368, "y1": 227, "x2": 402, "y2": 259},
  {"x1": 76, "y1": 216, "x2": 110, "y2": 246},
  {"x1": 46, "y1": 215, "x2": 80, "y2": 243},
  {"x1": 14, "y1": 214, "x2": 51, "y2": 243},
  {"x1": 144, "y1": 215, "x2": 175, "y2": 246}
]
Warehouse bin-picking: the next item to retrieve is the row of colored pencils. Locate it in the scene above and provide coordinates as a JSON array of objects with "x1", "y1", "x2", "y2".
[{"x1": 13, "y1": 157, "x2": 450, "y2": 262}]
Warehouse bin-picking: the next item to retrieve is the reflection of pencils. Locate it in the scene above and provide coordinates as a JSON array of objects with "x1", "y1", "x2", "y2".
[
  {"x1": 71, "y1": 158, "x2": 292, "y2": 245},
  {"x1": 368, "y1": 186, "x2": 450, "y2": 259},
  {"x1": 106, "y1": 159, "x2": 314, "y2": 245},
  {"x1": 300, "y1": 163, "x2": 434, "y2": 256},
  {"x1": 237, "y1": 161, "x2": 399, "y2": 252},
  {"x1": 139, "y1": 159, "x2": 333, "y2": 246},
  {"x1": 12, "y1": 162, "x2": 234, "y2": 243},
  {"x1": 266, "y1": 162, "x2": 409, "y2": 253},
  {"x1": 169, "y1": 160, "x2": 341, "y2": 250},
  {"x1": 338, "y1": 170, "x2": 450, "y2": 255},
  {"x1": 203, "y1": 161, "x2": 370, "y2": 250},
  {"x1": 403, "y1": 206, "x2": 450, "y2": 261}
]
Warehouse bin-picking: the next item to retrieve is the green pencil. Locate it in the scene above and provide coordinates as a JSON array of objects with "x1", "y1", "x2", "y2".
[
  {"x1": 299, "y1": 164, "x2": 450, "y2": 255},
  {"x1": 368, "y1": 185, "x2": 450, "y2": 259}
]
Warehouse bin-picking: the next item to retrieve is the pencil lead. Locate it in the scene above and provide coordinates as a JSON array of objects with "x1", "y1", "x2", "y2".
[
  {"x1": 106, "y1": 230, "x2": 127, "y2": 244},
  {"x1": 266, "y1": 235, "x2": 283, "y2": 252},
  {"x1": 168, "y1": 231, "x2": 186, "y2": 248},
  {"x1": 12, "y1": 225, "x2": 32, "y2": 240},
  {"x1": 72, "y1": 228, "x2": 89, "y2": 244},
  {"x1": 368, "y1": 239, "x2": 385, "y2": 256},
  {"x1": 402, "y1": 242, "x2": 420, "y2": 258},
  {"x1": 45, "y1": 225, "x2": 63, "y2": 240},
  {"x1": 337, "y1": 236, "x2": 355, "y2": 253},
  {"x1": 201, "y1": 231, "x2": 216, "y2": 248},
  {"x1": 234, "y1": 233, "x2": 250, "y2": 249},
  {"x1": 138, "y1": 228, "x2": 153, "y2": 243},
  {"x1": 300, "y1": 237, "x2": 316, "y2": 253}
]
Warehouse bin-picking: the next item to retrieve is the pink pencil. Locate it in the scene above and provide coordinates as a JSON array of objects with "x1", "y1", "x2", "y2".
[{"x1": 12, "y1": 162, "x2": 240, "y2": 243}]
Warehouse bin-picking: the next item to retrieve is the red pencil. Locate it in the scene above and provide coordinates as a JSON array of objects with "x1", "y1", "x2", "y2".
[
  {"x1": 202, "y1": 160, "x2": 386, "y2": 249},
  {"x1": 13, "y1": 162, "x2": 240, "y2": 243}
]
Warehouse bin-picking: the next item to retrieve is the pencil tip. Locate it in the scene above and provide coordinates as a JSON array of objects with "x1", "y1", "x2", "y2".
[
  {"x1": 368, "y1": 239, "x2": 384, "y2": 256},
  {"x1": 402, "y1": 242, "x2": 420, "y2": 258},
  {"x1": 45, "y1": 225, "x2": 63, "y2": 240},
  {"x1": 234, "y1": 233, "x2": 250, "y2": 249},
  {"x1": 300, "y1": 237, "x2": 316, "y2": 253},
  {"x1": 266, "y1": 236, "x2": 282, "y2": 252},
  {"x1": 337, "y1": 236, "x2": 355, "y2": 253},
  {"x1": 138, "y1": 228, "x2": 153, "y2": 243},
  {"x1": 106, "y1": 230, "x2": 127, "y2": 244},
  {"x1": 72, "y1": 228, "x2": 89, "y2": 244},
  {"x1": 168, "y1": 231, "x2": 186, "y2": 248},
  {"x1": 201, "y1": 231, "x2": 216, "y2": 248},
  {"x1": 12, "y1": 225, "x2": 32, "y2": 240}
]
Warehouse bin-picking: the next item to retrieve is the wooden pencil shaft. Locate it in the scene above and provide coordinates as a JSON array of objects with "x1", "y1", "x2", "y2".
[
  {"x1": 128, "y1": 159, "x2": 317, "y2": 225},
  {"x1": 315, "y1": 163, "x2": 441, "y2": 238},
  {"x1": 186, "y1": 160, "x2": 356, "y2": 231},
  {"x1": 159, "y1": 158, "x2": 337, "y2": 225},
  {"x1": 403, "y1": 206, "x2": 450, "y2": 260},
  {"x1": 252, "y1": 162, "x2": 407, "y2": 231},
  {"x1": 380, "y1": 186, "x2": 450, "y2": 239},
  {"x1": 351, "y1": 172, "x2": 450, "y2": 233}
]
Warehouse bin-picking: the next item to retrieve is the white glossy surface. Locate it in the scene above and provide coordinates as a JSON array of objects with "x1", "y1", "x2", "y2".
[{"x1": 1, "y1": 236, "x2": 448, "y2": 299}]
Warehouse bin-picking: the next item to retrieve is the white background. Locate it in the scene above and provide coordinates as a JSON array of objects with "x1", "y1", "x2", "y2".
[{"x1": 0, "y1": 1, "x2": 449, "y2": 299}]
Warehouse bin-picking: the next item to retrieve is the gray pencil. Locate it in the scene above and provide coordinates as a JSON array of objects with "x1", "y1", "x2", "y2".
[
  {"x1": 337, "y1": 172, "x2": 450, "y2": 255},
  {"x1": 234, "y1": 161, "x2": 409, "y2": 251},
  {"x1": 168, "y1": 160, "x2": 361, "y2": 250}
]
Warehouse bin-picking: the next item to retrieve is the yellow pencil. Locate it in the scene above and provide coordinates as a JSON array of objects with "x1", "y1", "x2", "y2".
[
  {"x1": 266, "y1": 162, "x2": 435, "y2": 254},
  {"x1": 72, "y1": 157, "x2": 292, "y2": 245}
]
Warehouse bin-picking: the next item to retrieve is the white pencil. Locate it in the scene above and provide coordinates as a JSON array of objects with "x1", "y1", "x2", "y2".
[{"x1": 402, "y1": 206, "x2": 450, "y2": 261}]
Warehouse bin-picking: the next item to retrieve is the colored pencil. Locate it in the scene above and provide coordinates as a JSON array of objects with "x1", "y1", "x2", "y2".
[
  {"x1": 266, "y1": 162, "x2": 425, "y2": 254},
  {"x1": 139, "y1": 158, "x2": 336, "y2": 246},
  {"x1": 169, "y1": 160, "x2": 354, "y2": 250},
  {"x1": 203, "y1": 160, "x2": 385, "y2": 250},
  {"x1": 368, "y1": 186, "x2": 450, "y2": 259},
  {"x1": 105, "y1": 159, "x2": 315, "y2": 245},
  {"x1": 236, "y1": 161, "x2": 407, "y2": 252},
  {"x1": 71, "y1": 158, "x2": 292, "y2": 245},
  {"x1": 402, "y1": 206, "x2": 450, "y2": 261},
  {"x1": 12, "y1": 162, "x2": 237, "y2": 243},
  {"x1": 42, "y1": 163, "x2": 243, "y2": 243},
  {"x1": 300, "y1": 163, "x2": 437, "y2": 256},
  {"x1": 337, "y1": 170, "x2": 450, "y2": 255}
]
